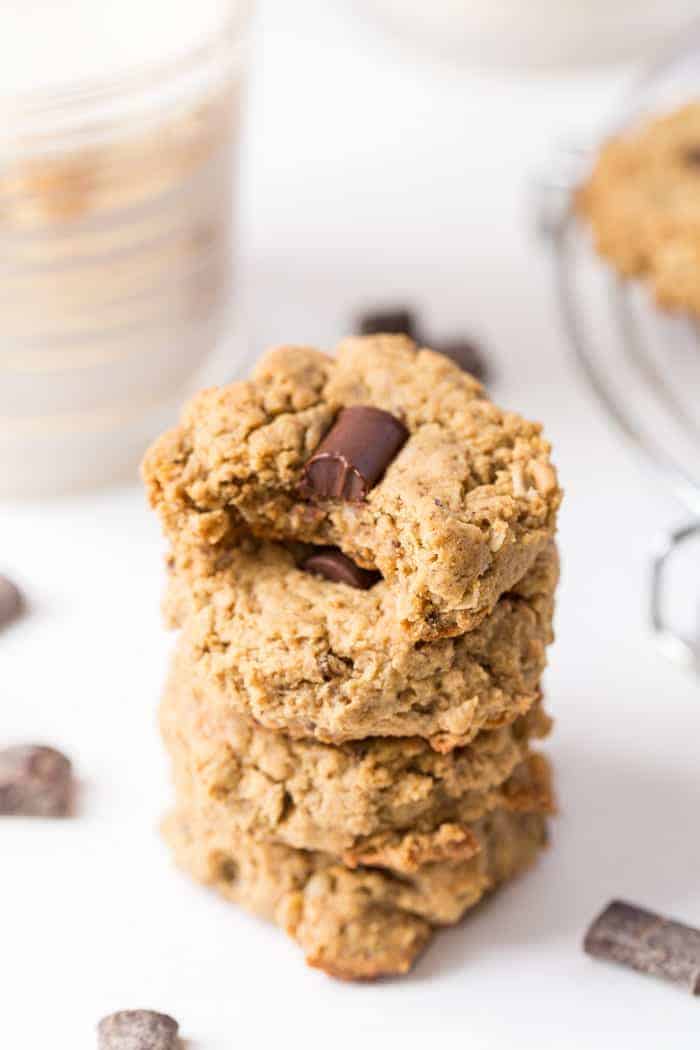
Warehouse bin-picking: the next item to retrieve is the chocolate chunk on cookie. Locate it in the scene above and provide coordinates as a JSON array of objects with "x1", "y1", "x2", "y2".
[
  {"x1": 584, "y1": 900, "x2": 700, "y2": 995},
  {"x1": 0, "y1": 745, "x2": 72, "y2": 817},
  {"x1": 98, "y1": 1010, "x2": 179, "y2": 1050},
  {"x1": 301, "y1": 406, "x2": 408, "y2": 501},
  {"x1": 300, "y1": 547, "x2": 381, "y2": 589}
]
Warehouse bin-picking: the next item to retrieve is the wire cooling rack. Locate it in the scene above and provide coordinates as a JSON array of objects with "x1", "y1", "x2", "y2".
[{"x1": 538, "y1": 25, "x2": 700, "y2": 672}]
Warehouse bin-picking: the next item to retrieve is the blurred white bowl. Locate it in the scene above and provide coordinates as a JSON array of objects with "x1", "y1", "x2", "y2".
[{"x1": 360, "y1": 0, "x2": 700, "y2": 68}]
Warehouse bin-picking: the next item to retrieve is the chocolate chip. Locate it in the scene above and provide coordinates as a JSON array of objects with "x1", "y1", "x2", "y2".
[
  {"x1": 584, "y1": 900, "x2": 700, "y2": 995},
  {"x1": 98, "y1": 1011, "x2": 179, "y2": 1050},
  {"x1": 300, "y1": 548, "x2": 381, "y2": 590},
  {"x1": 0, "y1": 575, "x2": 22, "y2": 628},
  {"x1": 217, "y1": 858, "x2": 238, "y2": 884},
  {"x1": 0, "y1": 746, "x2": 72, "y2": 817},
  {"x1": 433, "y1": 338, "x2": 489, "y2": 382},
  {"x1": 300, "y1": 406, "x2": 408, "y2": 501},
  {"x1": 357, "y1": 308, "x2": 417, "y2": 339},
  {"x1": 683, "y1": 146, "x2": 700, "y2": 167}
]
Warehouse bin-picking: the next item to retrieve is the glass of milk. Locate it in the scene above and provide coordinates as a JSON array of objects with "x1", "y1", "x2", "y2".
[{"x1": 0, "y1": 0, "x2": 253, "y2": 496}]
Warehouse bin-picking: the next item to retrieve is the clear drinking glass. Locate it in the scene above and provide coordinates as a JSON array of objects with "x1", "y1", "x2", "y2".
[{"x1": 0, "y1": 0, "x2": 253, "y2": 495}]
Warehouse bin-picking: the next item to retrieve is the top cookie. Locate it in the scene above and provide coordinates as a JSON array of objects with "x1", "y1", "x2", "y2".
[
  {"x1": 143, "y1": 336, "x2": 560, "y2": 639},
  {"x1": 577, "y1": 103, "x2": 700, "y2": 317}
]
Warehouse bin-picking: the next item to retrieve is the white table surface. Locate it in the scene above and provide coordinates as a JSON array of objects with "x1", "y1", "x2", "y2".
[{"x1": 4, "y1": 2, "x2": 700, "y2": 1046}]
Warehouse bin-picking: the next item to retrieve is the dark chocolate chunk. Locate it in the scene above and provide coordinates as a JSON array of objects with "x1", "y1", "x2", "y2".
[
  {"x1": 300, "y1": 406, "x2": 408, "y2": 501},
  {"x1": 0, "y1": 745, "x2": 72, "y2": 817},
  {"x1": 433, "y1": 338, "x2": 489, "y2": 382},
  {"x1": 300, "y1": 548, "x2": 381, "y2": 590},
  {"x1": 584, "y1": 900, "x2": 700, "y2": 995},
  {"x1": 357, "y1": 308, "x2": 417, "y2": 339},
  {"x1": 0, "y1": 575, "x2": 22, "y2": 628},
  {"x1": 98, "y1": 1010, "x2": 179, "y2": 1050}
]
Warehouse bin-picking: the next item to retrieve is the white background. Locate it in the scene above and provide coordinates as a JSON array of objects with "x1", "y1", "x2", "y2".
[{"x1": 4, "y1": 2, "x2": 700, "y2": 1046}]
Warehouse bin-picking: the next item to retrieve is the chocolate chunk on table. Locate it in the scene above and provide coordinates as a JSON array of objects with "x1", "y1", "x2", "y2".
[
  {"x1": 300, "y1": 548, "x2": 381, "y2": 590},
  {"x1": 432, "y1": 337, "x2": 489, "y2": 382},
  {"x1": 0, "y1": 575, "x2": 22, "y2": 628},
  {"x1": 584, "y1": 900, "x2": 700, "y2": 995},
  {"x1": 98, "y1": 1010, "x2": 179, "y2": 1050},
  {"x1": 0, "y1": 746, "x2": 72, "y2": 817},
  {"x1": 301, "y1": 405, "x2": 408, "y2": 501},
  {"x1": 357, "y1": 308, "x2": 418, "y2": 339}
]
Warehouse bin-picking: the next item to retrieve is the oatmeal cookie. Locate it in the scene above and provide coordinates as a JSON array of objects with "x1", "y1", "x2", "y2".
[
  {"x1": 164, "y1": 802, "x2": 548, "y2": 980},
  {"x1": 143, "y1": 336, "x2": 560, "y2": 640},
  {"x1": 169, "y1": 538, "x2": 557, "y2": 750},
  {"x1": 161, "y1": 652, "x2": 552, "y2": 871},
  {"x1": 578, "y1": 102, "x2": 700, "y2": 316}
]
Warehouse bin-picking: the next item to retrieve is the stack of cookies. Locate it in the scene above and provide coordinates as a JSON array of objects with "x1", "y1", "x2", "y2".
[{"x1": 143, "y1": 335, "x2": 562, "y2": 979}]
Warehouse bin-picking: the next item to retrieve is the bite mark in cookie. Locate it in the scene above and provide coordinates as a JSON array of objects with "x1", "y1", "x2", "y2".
[
  {"x1": 142, "y1": 336, "x2": 560, "y2": 640},
  {"x1": 165, "y1": 538, "x2": 558, "y2": 749}
]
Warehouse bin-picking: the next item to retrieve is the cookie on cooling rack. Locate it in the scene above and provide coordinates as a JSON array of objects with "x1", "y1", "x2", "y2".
[{"x1": 577, "y1": 102, "x2": 700, "y2": 317}]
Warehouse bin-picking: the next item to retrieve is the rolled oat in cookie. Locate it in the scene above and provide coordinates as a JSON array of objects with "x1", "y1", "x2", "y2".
[{"x1": 143, "y1": 336, "x2": 560, "y2": 640}]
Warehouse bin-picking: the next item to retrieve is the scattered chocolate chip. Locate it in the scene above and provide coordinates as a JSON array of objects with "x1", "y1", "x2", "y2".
[
  {"x1": 0, "y1": 746, "x2": 72, "y2": 817},
  {"x1": 0, "y1": 575, "x2": 22, "y2": 628},
  {"x1": 98, "y1": 1010, "x2": 179, "y2": 1050},
  {"x1": 432, "y1": 338, "x2": 489, "y2": 382},
  {"x1": 300, "y1": 406, "x2": 408, "y2": 501},
  {"x1": 300, "y1": 547, "x2": 381, "y2": 590},
  {"x1": 354, "y1": 307, "x2": 492, "y2": 383},
  {"x1": 683, "y1": 146, "x2": 700, "y2": 167},
  {"x1": 584, "y1": 900, "x2": 700, "y2": 995},
  {"x1": 357, "y1": 308, "x2": 417, "y2": 339}
]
